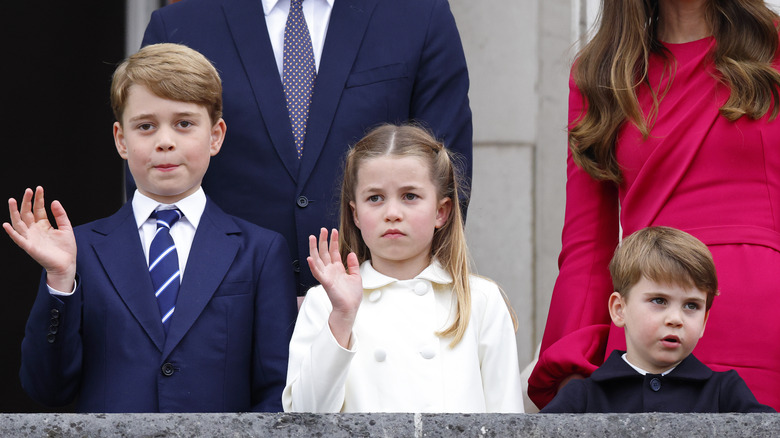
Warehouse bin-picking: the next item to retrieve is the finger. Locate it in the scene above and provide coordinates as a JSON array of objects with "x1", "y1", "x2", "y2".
[
  {"x1": 346, "y1": 252, "x2": 360, "y2": 276},
  {"x1": 32, "y1": 186, "x2": 48, "y2": 222},
  {"x1": 318, "y1": 227, "x2": 331, "y2": 264},
  {"x1": 3, "y1": 221, "x2": 30, "y2": 251},
  {"x1": 50, "y1": 200, "x2": 72, "y2": 232},
  {"x1": 308, "y1": 234, "x2": 319, "y2": 259},
  {"x1": 19, "y1": 188, "x2": 34, "y2": 224},
  {"x1": 7, "y1": 198, "x2": 24, "y2": 231},
  {"x1": 329, "y1": 228, "x2": 340, "y2": 260},
  {"x1": 306, "y1": 256, "x2": 321, "y2": 282}
]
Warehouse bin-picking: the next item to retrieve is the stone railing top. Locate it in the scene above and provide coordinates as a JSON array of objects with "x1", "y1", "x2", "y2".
[{"x1": 1, "y1": 412, "x2": 778, "y2": 437}]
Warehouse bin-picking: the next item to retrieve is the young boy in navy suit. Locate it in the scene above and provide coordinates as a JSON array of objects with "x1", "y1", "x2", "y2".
[
  {"x1": 541, "y1": 226, "x2": 773, "y2": 413},
  {"x1": 3, "y1": 43, "x2": 297, "y2": 413}
]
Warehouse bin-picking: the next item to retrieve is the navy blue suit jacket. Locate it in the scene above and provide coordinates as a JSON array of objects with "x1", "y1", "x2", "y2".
[
  {"x1": 135, "y1": 0, "x2": 473, "y2": 294},
  {"x1": 541, "y1": 350, "x2": 775, "y2": 413},
  {"x1": 20, "y1": 199, "x2": 297, "y2": 412}
]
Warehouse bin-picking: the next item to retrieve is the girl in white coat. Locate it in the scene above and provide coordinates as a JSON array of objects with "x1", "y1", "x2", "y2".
[{"x1": 283, "y1": 124, "x2": 524, "y2": 413}]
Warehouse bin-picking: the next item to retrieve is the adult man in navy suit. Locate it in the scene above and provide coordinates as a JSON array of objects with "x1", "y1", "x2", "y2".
[{"x1": 136, "y1": 0, "x2": 473, "y2": 295}]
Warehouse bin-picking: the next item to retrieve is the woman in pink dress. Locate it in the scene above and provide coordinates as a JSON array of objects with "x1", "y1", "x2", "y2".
[{"x1": 529, "y1": 0, "x2": 780, "y2": 410}]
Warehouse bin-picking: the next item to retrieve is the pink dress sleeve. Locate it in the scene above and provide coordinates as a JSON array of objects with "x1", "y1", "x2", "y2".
[{"x1": 527, "y1": 74, "x2": 620, "y2": 408}]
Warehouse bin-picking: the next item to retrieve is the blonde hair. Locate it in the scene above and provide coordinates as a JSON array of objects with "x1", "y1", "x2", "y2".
[
  {"x1": 570, "y1": 0, "x2": 780, "y2": 183},
  {"x1": 609, "y1": 226, "x2": 718, "y2": 310},
  {"x1": 110, "y1": 43, "x2": 223, "y2": 125},
  {"x1": 339, "y1": 123, "x2": 474, "y2": 346}
]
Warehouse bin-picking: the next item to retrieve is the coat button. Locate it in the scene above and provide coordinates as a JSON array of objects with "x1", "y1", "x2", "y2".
[
  {"x1": 413, "y1": 283, "x2": 428, "y2": 296},
  {"x1": 650, "y1": 377, "x2": 661, "y2": 392},
  {"x1": 374, "y1": 349, "x2": 387, "y2": 362},
  {"x1": 368, "y1": 290, "x2": 382, "y2": 302},
  {"x1": 48, "y1": 326, "x2": 58, "y2": 335},
  {"x1": 47, "y1": 334, "x2": 56, "y2": 344},
  {"x1": 420, "y1": 347, "x2": 436, "y2": 359},
  {"x1": 161, "y1": 363, "x2": 175, "y2": 377},
  {"x1": 50, "y1": 309, "x2": 60, "y2": 317},
  {"x1": 296, "y1": 196, "x2": 309, "y2": 208},
  {"x1": 50, "y1": 317, "x2": 59, "y2": 327},
  {"x1": 292, "y1": 259, "x2": 301, "y2": 273}
]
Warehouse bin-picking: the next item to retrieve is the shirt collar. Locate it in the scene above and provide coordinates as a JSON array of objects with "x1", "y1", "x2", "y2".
[
  {"x1": 262, "y1": 0, "x2": 335, "y2": 15},
  {"x1": 360, "y1": 259, "x2": 453, "y2": 290},
  {"x1": 132, "y1": 187, "x2": 207, "y2": 230}
]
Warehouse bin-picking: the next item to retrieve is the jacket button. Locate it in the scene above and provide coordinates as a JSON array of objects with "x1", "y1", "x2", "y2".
[
  {"x1": 47, "y1": 334, "x2": 56, "y2": 344},
  {"x1": 650, "y1": 377, "x2": 661, "y2": 392},
  {"x1": 368, "y1": 290, "x2": 382, "y2": 302},
  {"x1": 50, "y1": 309, "x2": 60, "y2": 317},
  {"x1": 374, "y1": 349, "x2": 387, "y2": 362},
  {"x1": 420, "y1": 347, "x2": 436, "y2": 359},
  {"x1": 161, "y1": 363, "x2": 175, "y2": 377},
  {"x1": 48, "y1": 326, "x2": 58, "y2": 335},
  {"x1": 413, "y1": 282, "x2": 428, "y2": 296},
  {"x1": 296, "y1": 196, "x2": 309, "y2": 208},
  {"x1": 50, "y1": 317, "x2": 59, "y2": 327},
  {"x1": 292, "y1": 259, "x2": 301, "y2": 273}
]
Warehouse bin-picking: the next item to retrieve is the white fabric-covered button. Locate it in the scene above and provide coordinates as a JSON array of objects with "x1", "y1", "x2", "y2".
[
  {"x1": 413, "y1": 282, "x2": 428, "y2": 296},
  {"x1": 420, "y1": 347, "x2": 436, "y2": 359},
  {"x1": 374, "y1": 349, "x2": 387, "y2": 362},
  {"x1": 368, "y1": 290, "x2": 382, "y2": 302}
]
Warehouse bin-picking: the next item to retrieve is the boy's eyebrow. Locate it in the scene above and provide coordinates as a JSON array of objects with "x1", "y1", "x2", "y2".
[
  {"x1": 126, "y1": 111, "x2": 203, "y2": 123},
  {"x1": 359, "y1": 184, "x2": 423, "y2": 194}
]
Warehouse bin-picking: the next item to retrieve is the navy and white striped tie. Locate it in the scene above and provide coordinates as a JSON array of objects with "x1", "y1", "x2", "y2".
[{"x1": 149, "y1": 209, "x2": 182, "y2": 333}]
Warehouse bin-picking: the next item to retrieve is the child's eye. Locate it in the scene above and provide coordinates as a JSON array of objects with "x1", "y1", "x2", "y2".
[
  {"x1": 403, "y1": 193, "x2": 418, "y2": 201},
  {"x1": 368, "y1": 195, "x2": 382, "y2": 202},
  {"x1": 177, "y1": 120, "x2": 193, "y2": 129},
  {"x1": 138, "y1": 123, "x2": 154, "y2": 131},
  {"x1": 684, "y1": 302, "x2": 699, "y2": 311},
  {"x1": 650, "y1": 297, "x2": 666, "y2": 305}
]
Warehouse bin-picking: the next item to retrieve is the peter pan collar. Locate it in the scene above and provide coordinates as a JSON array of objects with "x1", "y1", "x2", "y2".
[{"x1": 360, "y1": 259, "x2": 453, "y2": 290}]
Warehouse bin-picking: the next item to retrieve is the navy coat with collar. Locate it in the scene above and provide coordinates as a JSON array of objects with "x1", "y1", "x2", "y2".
[
  {"x1": 19, "y1": 199, "x2": 297, "y2": 412},
  {"x1": 541, "y1": 350, "x2": 775, "y2": 414},
  {"x1": 135, "y1": 0, "x2": 473, "y2": 294}
]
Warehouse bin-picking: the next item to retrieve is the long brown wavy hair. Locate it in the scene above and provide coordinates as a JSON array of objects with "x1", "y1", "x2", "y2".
[{"x1": 570, "y1": 0, "x2": 780, "y2": 183}]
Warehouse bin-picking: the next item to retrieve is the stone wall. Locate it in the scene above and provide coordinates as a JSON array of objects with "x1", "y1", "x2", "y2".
[{"x1": 3, "y1": 413, "x2": 778, "y2": 437}]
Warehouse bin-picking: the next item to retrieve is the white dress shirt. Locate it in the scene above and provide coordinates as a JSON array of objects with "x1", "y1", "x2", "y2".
[
  {"x1": 283, "y1": 260, "x2": 525, "y2": 413},
  {"x1": 262, "y1": 0, "x2": 334, "y2": 77},
  {"x1": 132, "y1": 188, "x2": 206, "y2": 278}
]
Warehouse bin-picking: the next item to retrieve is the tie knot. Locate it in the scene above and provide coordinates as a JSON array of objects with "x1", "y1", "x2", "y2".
[
  {"x1": 291, "y1": 0, "x2": 304, "y2": 7},
  {"x1": 152, "y1": 209, "x2": 182, "y2": 230}
]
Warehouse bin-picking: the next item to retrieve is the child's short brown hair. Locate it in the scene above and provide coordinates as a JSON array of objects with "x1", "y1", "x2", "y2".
[
  {"x1": 609, "y1": 226, "x2": 718, "y2": 310},
  {"x1": 110, "y1": 43, "x2": 222, "y2": 124}
]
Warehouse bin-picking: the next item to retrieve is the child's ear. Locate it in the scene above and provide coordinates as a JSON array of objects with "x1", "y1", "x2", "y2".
[
  {"x1": 350, "y1": 201, "x2": 359, "y2": 227},
  {"x1": 608, "y1": 292, "x2": 627, "y2": 328},
  {"x1": 209, "y1": 118, "x2": 227, "y2": 156},
  {"x1": 113, "y1": 121, "x2": 128, "y2": 160},
  {"x1": 435, "y1": 197, "x2": 452, "y2": 229},
  {"x1": 699, "y1": 309, "x2": 710, "y2": 338}
]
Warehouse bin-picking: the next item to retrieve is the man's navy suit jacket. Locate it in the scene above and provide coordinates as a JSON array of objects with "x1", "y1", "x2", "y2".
[
  {"x1": 135, "y1": 0, "x2": 473, "y2": 294},
  {"x1": 20, "y1": 199, "x2": 297, "y2": 412}
]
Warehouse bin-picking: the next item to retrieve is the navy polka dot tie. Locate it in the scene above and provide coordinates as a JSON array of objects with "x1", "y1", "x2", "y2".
[
  {"x1": 283, "y1": 0, "x2": 316, "y2": 159},
  {"x1": 149, "y1": 209, "x2": 182, "y2": 334}
]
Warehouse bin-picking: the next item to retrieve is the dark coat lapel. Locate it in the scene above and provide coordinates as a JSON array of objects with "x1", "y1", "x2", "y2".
[
  {"x1": 222, "y1": 0, "x2": 300, "y2": 181},
  {"x1": 90, "y1": 202, "x2": 166, "y2": 352},
  {"x1": 297, "y1": 0, "x2": 379, "y2": 187},
  {"x1": 162, "y1": 199, "x2": 241, "y2": 359}
]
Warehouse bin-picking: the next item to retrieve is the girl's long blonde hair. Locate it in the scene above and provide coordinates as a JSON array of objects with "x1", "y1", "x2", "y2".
[
  {"x1": 570, "y1": 0, "x2": 780, "y2": 183},
  {"x1": 339, "y1": 123, "x2": 473, "y2": 346}
]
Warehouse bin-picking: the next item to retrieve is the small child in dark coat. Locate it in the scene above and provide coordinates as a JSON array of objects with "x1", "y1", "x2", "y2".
[{"x1": 541, "y1": 226, "x2": 774, "y2": 413}]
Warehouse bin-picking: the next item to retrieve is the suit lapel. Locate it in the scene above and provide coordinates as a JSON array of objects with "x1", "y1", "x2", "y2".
[
  {"x1": 222, "y1": 0, "x2": 300, "y2": 181},
  {"x1": 162, "y1": 199, "x2": 241, "y2": 359},
  {"x1": 297, "y1": 0, "x2": 379, "y2": 187},
  {"x1": 91, "y1": 203, "x2": 166, "y2": 352}
]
